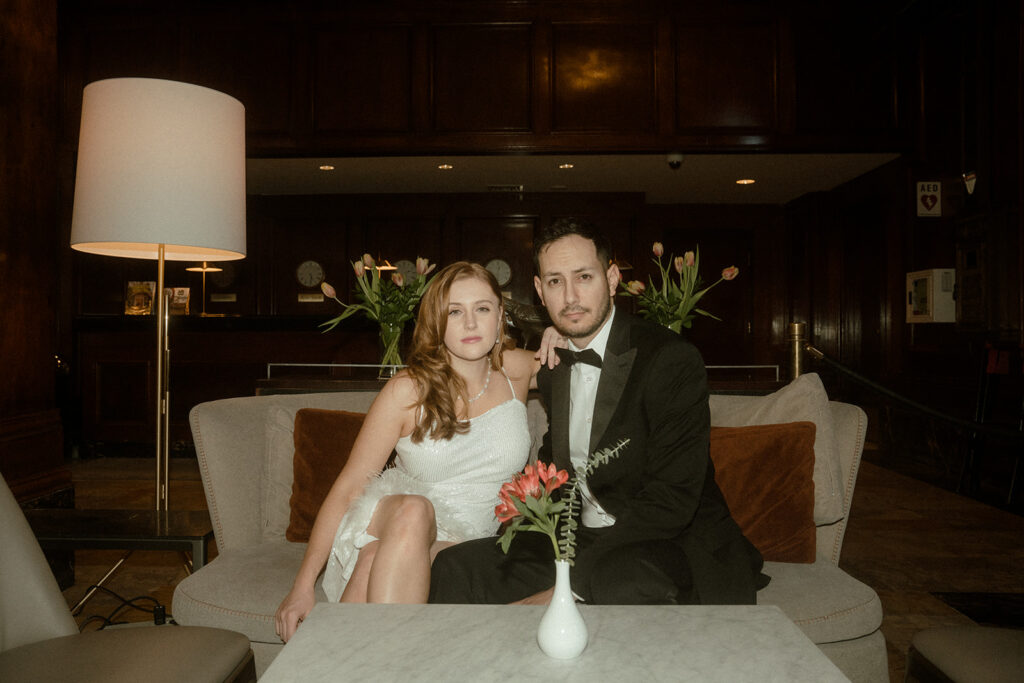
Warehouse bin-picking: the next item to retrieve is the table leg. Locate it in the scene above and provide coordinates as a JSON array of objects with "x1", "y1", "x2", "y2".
[{"x1": 190, "y1": 536, "x2": 208, "y2": 569}]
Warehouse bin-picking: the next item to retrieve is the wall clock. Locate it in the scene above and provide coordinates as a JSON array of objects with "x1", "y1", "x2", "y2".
[
  {"x1": 395, "y1": 259, "x2": 418, "y2": 284},
  {"x1": 295, "y1": 259, "x2": 325, "y2": 288},
  {"x1": 485, "y1": 258, "x2": 512, "y2": 287}
]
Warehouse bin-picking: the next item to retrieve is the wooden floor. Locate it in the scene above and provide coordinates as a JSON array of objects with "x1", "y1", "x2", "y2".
[{"x1": 59, "y1": 455, "x2": 1024, "y2": 682}]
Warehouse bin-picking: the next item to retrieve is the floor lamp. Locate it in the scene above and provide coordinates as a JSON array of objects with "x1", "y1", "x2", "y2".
[
  {"x1": 186, "y1": 262, "x2": 223, "y2": 316},
  {"x1": 69, "y1": 78, "x2": 246, "y2": 512}
]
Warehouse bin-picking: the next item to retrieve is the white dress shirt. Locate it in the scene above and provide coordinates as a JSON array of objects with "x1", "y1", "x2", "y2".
[{"x1": 568, "y1": 307, "x2": 617, "y2": 528}]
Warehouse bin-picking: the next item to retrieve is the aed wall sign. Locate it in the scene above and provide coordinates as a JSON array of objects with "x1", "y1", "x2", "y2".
[{"x1": 917, "y1": 181, "x2": 941, "y2": 217}]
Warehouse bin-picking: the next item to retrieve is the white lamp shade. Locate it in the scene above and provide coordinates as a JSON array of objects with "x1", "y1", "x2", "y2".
[{"x1": 70, "y1": 78, "x2": 247, "y2": 261}]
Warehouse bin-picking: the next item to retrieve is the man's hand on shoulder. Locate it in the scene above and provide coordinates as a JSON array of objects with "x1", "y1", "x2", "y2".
[{"x1": 535, "y1": 326, "x2": 567, "y2": 370}]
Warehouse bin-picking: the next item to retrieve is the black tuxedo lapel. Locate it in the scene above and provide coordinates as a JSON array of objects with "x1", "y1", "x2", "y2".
[
  {"x1": 589, "y1": 312, "x2": 636, "y2": 453},
  {"x1": 549, "y1": 361, "x2": 572, "y2": 472}
]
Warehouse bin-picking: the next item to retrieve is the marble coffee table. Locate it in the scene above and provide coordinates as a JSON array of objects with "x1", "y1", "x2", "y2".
[{"x1": 261, "y1": 603, "x2": 848, "y2": 682}]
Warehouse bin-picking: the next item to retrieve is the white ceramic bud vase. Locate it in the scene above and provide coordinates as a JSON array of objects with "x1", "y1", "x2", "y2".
[{"x1": 537, "y1": 559, "x2": 588, "y2": 659}]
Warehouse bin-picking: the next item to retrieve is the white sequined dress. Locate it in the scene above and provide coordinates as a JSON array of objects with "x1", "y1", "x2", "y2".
[{"x1": 321, "y1": 371, "x2": 531, "y2": 601}]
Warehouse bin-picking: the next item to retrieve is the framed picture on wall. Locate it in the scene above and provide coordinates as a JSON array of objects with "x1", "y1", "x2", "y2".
[
  {"x1": 125, "y1": 281, "x2": 156, "y2": 315},
  {"x1": 168, "y1": 287, "x2": 190, "y2": 315}
]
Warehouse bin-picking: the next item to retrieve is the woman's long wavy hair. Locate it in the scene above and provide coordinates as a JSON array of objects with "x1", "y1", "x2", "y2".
[{"x1": 404, "y1": 261, "x2": 514, "y2": 442}]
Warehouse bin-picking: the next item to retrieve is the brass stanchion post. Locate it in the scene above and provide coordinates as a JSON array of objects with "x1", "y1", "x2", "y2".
[{"x1": 787, "y1": 322, "x2": 807, "y2": 381}]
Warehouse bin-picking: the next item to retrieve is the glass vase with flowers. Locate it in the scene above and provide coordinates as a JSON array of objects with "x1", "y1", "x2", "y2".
[{"x1": 320, "y1": 255, "x2": 436, "y2": 377}]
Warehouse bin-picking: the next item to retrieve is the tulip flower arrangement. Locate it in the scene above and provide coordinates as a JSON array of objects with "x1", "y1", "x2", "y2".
[
  {"x1": 619, "y1": 242, "x2": 739, "y2": 333},
  {"x1": 496, "y1": 439, "x2": 629, "y2": 563},
  {"x1": 320, "y1": 255, "x2": 437, "y2": 369}
]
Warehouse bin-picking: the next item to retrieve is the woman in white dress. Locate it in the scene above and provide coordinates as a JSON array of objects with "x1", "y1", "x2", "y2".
[{"x1": 275, "y1": 261, "x2": 554, "y2": 642}]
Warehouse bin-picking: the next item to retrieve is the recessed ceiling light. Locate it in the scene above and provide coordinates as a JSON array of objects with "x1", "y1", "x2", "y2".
[
  {"x1": 438, "y1": 164, "x2": 453, "y2": 170},
  {"x1": 559, "y1": 163, "x2": 574, "y2": 169},
  {"x1": 736, "y1": 178, "x2": 756, "y2": 185},
  {"x1": 319, "y1": 165, "x2": 334, "y2": 171}
]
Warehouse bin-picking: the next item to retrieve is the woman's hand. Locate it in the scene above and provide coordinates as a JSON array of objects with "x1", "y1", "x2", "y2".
[
  {"x1": 275, "y1": 585, "x2": 315, "y2": 643},
  {"x1": 535, "y1": 326, "x2": 567, "y2": 369}
]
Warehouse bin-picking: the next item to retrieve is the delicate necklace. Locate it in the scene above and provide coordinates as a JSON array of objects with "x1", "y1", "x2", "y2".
[{"x1": 467, "y1": 365, "x2": 492, "y2": 403}]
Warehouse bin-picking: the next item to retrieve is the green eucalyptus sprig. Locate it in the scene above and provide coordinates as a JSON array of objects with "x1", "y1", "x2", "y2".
[{"x1": 557, "y1": 438, "x2": 630, "y2": 563}]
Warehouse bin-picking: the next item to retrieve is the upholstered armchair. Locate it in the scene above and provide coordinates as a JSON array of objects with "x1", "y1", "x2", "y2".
[{"x1": 0, "y1": 473, "x2": 256, "y2": 682}]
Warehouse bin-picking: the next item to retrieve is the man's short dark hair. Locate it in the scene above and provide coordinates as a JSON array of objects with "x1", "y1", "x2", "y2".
[{"x1": 532, "y1": 217, "x2": 612, "y2": 275}]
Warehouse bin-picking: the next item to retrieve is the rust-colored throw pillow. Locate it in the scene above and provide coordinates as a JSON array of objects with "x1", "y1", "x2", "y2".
[
  {"x1": 710, "y1": 421, "x2": 817, "y2": 563},
  {"x1": 286, "y1": 408, "x2": 366, "y2": 542}
]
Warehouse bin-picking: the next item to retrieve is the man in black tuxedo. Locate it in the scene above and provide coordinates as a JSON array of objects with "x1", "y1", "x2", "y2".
[{"x1": 429, "y1": 218, "x2": 763, "y2": 605}]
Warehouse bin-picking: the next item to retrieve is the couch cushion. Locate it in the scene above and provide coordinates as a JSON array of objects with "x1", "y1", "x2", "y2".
[
  {"x1": 757, "y1": 559, "x2": 883, "y2": 644},
  {"x1": 257, "y1": 394, "x2": 382, "y2": 543},
  {"x1": 286, "y1": 408, "x2": 365, "y2": 542},
  {"x1": 173, "y1": 542, "x2": 320, "y2": 645},
  {"x1": 710, "y1": 422, "x2": 816, "y2": 563},
  {"x1": 709, "y1": 372, "x2": 843, "y2": 525}
]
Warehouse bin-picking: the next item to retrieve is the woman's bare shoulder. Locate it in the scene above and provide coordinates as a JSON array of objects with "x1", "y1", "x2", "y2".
[{"x1": 377, "y1": 371, "x2": 420, "y2": 408}]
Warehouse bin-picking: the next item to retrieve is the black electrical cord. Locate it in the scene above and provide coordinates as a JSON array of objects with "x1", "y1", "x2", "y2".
[{"x1": 77, "y1": 585, "x2": 171, "y2": 631}]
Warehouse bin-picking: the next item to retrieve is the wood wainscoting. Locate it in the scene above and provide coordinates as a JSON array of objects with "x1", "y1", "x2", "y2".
[{"x1": 0, "y1": 409, "x2": 69, "y2": 504}]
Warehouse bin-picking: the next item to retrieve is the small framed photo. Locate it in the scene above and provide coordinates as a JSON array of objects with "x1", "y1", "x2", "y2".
[
  {"x1": 125, "y1": 281, "x2": 156, "y2": 315},
  {"x1": 168, "y1": 287, "x2": 190, "y2": 315}
]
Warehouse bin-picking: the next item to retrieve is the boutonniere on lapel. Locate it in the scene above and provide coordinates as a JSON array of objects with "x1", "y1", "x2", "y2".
[
  {"x1": 619, "y1": 242, "x2": 739, "y2": 333},
  {"x1": 494, "y1": 438, "x2": 630, "y2": 563}
]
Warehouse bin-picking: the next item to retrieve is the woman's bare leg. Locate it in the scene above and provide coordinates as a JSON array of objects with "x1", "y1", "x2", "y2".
[
  {"x1": 363, "y1": 494, "x2": 438, "y2": 603},
  {"x1": 339, "y1": 541, "x2": 378, "y2": 603},
  {"x1": 339, "y1": 496, "x2": 458, "y2": 603},
  {"x1": 338, "y1": 495, "x2": 406, "y2": 603}
]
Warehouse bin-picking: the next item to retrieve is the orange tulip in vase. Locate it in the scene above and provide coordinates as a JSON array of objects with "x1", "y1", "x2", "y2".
[{"x1": 495, "y1": 439, "x2": 630, "y2": 659}]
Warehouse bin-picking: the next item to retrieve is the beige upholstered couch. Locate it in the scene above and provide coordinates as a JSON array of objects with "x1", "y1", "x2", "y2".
[{"x1": 173, "y1": 374, "x2": 886, "y2": 681}]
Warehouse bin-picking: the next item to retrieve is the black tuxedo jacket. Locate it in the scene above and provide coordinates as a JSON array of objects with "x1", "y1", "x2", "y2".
[{"x1": 537, "y1": 309, "x2": 763, "y2": 603}]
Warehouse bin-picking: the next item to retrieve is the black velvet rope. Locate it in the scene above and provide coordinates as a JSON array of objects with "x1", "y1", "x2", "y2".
[{"x1": 804, "y1": 344, "x2": 1023, "y2": 443}]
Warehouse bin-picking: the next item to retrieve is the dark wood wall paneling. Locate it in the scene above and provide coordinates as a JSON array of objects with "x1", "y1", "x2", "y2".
[
  {"x1": 313, "y1": 24, "x2": 415, "y2": 136},
  {"x1": 675, "y1": 18, "x2": 779, "y2": 133},
  {"x1": 434, "y1": 24, "x2": 533, "y2": 132},
  {"x1": 57, "y1": 1, "x2": 902, "y2": 156},
  {"x1": 0, "y1": 0, "x2": 67, "y2": 502},
  {"x1": 551, "y1": 22, "x2": 659, "y2": 133},
  {"x1": 789, "y1": 4, "x2": 906, "y2": 144}
]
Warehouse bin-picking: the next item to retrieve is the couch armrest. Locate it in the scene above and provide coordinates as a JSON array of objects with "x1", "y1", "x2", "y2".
[{"x1": 816, "y1": 401, "x2": 867, "y2": 564}]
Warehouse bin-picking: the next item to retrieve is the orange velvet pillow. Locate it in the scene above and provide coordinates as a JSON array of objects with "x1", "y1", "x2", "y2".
[
  {"x1": 710, "y1": 421, "x2": 817, "y2": 563},
  {"x1": 286, "y1": 408, "x2": 366, "y2": 542}
]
